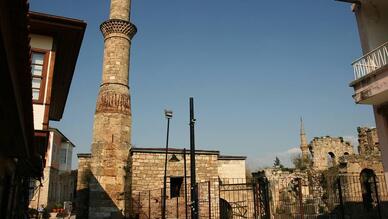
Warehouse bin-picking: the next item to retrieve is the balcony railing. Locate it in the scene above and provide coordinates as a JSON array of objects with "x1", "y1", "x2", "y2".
[{"x1": 352, "y1": 41, "x2": 388, "y2": 80}]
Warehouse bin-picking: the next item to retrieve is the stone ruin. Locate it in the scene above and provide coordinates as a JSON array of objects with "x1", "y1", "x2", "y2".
[
  {"x1": 258, "y1": 126, "x2": 388, "y2": 219},
  {"x1": 309, "y1": 136, "x2": 354, "y2": 171}
]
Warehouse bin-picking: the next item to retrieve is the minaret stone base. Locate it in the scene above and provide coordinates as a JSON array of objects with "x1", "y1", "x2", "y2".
[{"x1": 88, "y1": 0, "x2": 136, "y2": 218}]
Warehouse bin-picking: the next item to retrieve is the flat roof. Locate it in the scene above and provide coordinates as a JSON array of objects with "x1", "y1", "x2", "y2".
[
  {"x1": 48, "y1": 127, "x2": 76, "y2": 147},
  {"x1": 218, "y1": 155, "x2": 247, "y2": 160},
  {"x1": 77, "y1": 148, "x2": 246, "y2": 160},
  {"x1": 131, "y1": 147, "x2": 220, "y2": 155},
  {"x1": 77, "y1": 153, "x2": 91, "y2": 158},
  {"x1": 131, "y1": 147, "x2": 246, "y2": 160}
]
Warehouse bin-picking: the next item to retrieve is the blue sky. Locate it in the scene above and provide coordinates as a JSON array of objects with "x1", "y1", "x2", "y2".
[{"x1": 30, "y1": 0, "x2": 374, "y2": 169}]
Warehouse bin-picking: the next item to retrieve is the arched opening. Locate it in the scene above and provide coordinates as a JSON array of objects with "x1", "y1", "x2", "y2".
[
  {"x1": 219, "y1": 198, "x2": 233, "y2": 219},
  {"x1": 344, "y1": 152, "x2": 349, "y2": 156},
  {"x1": 360, "y1": 169, "x2": 378, "y2": 210},
  {"x1": 327, "y1": 152, "x2": 336, "y2": 167}
]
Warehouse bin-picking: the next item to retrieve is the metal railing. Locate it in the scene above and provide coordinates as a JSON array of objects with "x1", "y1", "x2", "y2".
[{"x1": 352, "y1": 41, "x2": 388, "y2": 80}]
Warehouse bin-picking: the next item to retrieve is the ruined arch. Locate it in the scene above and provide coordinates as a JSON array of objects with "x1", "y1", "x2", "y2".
[
  {"x1": 360, "y1": 168, "x2": 378, "y2": 210},
  {"x1": 219, "y1": 198, "x2": 233, "y2": 219},
  {"x1": 327, "y1": 152, "x2": 336, "y2": 167}
]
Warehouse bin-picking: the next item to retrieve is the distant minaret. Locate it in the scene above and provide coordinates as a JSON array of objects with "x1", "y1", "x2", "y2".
[
  {"x1": 300, "y1": 117, "x2": 309, "y2": 160},
  {"x1": 89, "y1": 0, "x2": 136, "y2": 217}
]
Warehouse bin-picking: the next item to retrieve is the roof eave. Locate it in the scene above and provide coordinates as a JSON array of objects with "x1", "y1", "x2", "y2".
[{"x1": 28, "y1": 11, "x2": 86, "y2": 121}]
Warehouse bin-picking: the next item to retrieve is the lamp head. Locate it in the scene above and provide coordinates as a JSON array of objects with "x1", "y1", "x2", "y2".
[
  {"x1": 169, "y1": 154, "x2": 180, "y2": 162},
  {"x1": 164, "y1": 110, "x2": 173, "y2": 119}
]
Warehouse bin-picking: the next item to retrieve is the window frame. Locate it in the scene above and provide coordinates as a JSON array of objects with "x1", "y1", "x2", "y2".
[
  {"x1": 31, "y1": 49, "x2": 49, "y2": 104},
  {"x1": 60, "y1": 148, "x2": 67, "y2": 165},
  {"x1": 170, "y1": 176, "x2": 184, "y2": 198}
]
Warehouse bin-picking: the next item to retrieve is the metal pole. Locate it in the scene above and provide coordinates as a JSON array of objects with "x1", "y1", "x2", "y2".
[
  {"x1": 218, "y1": 178, "x2": 222, "y2": 218},
  {"x1": 162, "y1": 110, "x2": 172, "y2": 219},
  {"x1": 189, "y1": 97, "x2": 198, "y2": 219},
  {"x1": 149, "y1": 190, "x2": 151, "y2": 218},
  {"x1": 177, "y1": 196, "x2": 179, "y2": 218},
  {"x1": 252, "y1": 180, "x2": 258, "y2": 219},
  {"x1": 373, "y1": 175, "x2": 382, "y2": 219},
  {"x1": 297, "y1": 178, "x2": 304, "y2": 219},
  {"x1": 208, "y1": 181, "x2": 211, "y2": 219},
  {"x1": 183, "y1": 148, "x2": 188, "y2": 219}
]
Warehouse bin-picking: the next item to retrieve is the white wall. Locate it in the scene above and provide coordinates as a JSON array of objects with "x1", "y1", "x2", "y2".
[
  {"x1": 30, "y1": 34, "x2": 53, "y2": 50},
  {"x1": 32, "y1": 104, "x2": 45, "y2": 130},
  {"x1": 355, "y1": 0, "x2": 388, "y2": 53},
  {"x1": 218, "y1": 159, "x2": 246, "y2": 180}
]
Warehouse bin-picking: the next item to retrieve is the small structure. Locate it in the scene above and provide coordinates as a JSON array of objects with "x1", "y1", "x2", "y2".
[
  {"x1": 29, "y1": 128, "x2": 76, "y2": 210},
  {"x1": 77, "y1": 147, "x2": 247, "y2": 218}
]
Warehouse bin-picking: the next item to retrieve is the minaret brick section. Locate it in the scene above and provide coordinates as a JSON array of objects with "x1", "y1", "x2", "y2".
[
  {"x1": 300, "y1": 118, "x2": 309, "y2": 160},
  {"x1": 89, "y1": 0, "x2": 136, "y2": 218}
]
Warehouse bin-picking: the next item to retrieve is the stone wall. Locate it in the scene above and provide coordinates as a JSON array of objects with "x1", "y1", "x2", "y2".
[
  {"x1": 130, "y1": 148, "x2": 246, "y2": 219},
  {"x1": 218, "y1": 157, "x2": 246, "y2": 180},
  {"x1": 76, "y1": 154, "x2": 91, "y2": 219},
  {"x1": 309, "y1": 137, "x2": 354, "y2": 170},
  {"x1": 259, "y1": 126, "x2": 388, "y2": 218},
  {"x1": 131, "y1": 149, "x2": 219, "y2": 193},
  {"x1": 263, "y1": 168, "x2": 310, "y2": 215},
  {"x1": 358, "y1": 127, "x2": 380, "y2": 155},
  {"x1": 88, "y1": 0, "x2": 137, "y2": 217},
  {"x1": 29, "y1": 167, "x2": 51, "y2": 209}
]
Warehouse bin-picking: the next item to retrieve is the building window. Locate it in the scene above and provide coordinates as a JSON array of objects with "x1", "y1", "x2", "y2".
[
  {"x1": 60, "y1": 148, "x2": 67, "y2": 165},
  {"x1": 170, "y1": 177, "x2": 183, "y2": 198},
  {"x1": 31, "y1": 51, "x2": 47, "y2": 102}
]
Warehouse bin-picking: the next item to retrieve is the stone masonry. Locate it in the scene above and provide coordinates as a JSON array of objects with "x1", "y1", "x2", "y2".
[
  {"x1": 309, "y1": 136, "x2": 354, "y2": 170},
  {"x1": 259, "y1": 126, "x2": 388, "y2": 218},
  {"x1": 76, "y1": 154, "x2": 91, "y2": 219},
  {"x1": 130, "y1": 148, "x2": 246, "y2": 219},
  {"x1": 88, "y1": 0, "x2": 136, "y2": 218},
  {"x1": 357, "y1": 126, "x2": 380, "y2": 156},
  {"x1": 300, "y1": 118, "x2": 309, "y2": 160}
]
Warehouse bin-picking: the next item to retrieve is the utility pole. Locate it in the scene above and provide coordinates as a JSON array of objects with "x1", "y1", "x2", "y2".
[{"x1": 189, "y1": 97, "x2": 198, "y2": 219}]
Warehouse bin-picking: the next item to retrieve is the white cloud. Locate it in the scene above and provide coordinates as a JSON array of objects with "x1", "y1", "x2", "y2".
[
  {"x1": 343, "y1": 135, "x2": 358, "y2": 147},
  {"x1": 280, "y1": 147, "x2": 300, "y2": 155},
  {"x1": 247, "y1": 146, "x2": 301, "y2": 170}
]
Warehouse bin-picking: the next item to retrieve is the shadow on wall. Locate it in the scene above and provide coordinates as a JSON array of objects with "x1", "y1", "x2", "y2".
[{"x1": 76, "y1": 172, "x2": 124, "y2": 219}]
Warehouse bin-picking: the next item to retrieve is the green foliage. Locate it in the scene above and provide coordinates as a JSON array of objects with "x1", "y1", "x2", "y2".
[
  {"x1": 54, "y1": 202, "x2": 63, "y2": 209},
  {"x1": 292, "y1": 154, "x2": 311, "y2": 170},
  {"x1": 273, "y1": 156, "x2": 284, "y2": 169}
]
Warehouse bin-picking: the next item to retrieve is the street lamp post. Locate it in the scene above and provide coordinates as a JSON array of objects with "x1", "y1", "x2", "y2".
[
  {"x1": 162, "y1": 109, "x2": 173, "y2": 219},
  {"x1": 189, "y1": 97, "x2": 198, "y2": 219}
]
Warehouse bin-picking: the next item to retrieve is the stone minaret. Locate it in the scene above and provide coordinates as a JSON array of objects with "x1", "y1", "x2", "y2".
[
  {"x1": 90, "y1": 0, "x2": 136, "y2": 217},
  {"x1": 300, "y1": 117, "x2": 309, "y2": 160}
]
